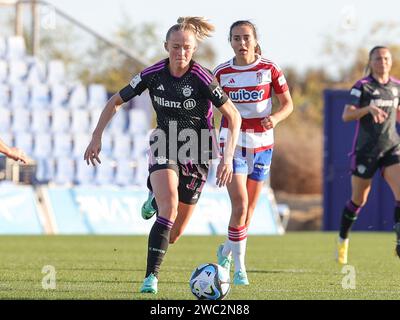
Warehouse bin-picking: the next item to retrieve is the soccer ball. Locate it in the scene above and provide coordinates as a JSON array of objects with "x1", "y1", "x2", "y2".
[{"x1": 189, "y1": 263, "x2": 230, "y2": 300}]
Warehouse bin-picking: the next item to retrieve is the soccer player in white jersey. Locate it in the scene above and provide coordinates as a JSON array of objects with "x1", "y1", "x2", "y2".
[{"x1": 213, "y1": 20, "x2": 293, "y2": 285}]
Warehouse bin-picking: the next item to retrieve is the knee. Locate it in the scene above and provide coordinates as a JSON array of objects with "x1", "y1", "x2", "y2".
[
  {"x1": 158, "y1": 201, "x2": 178, "y2": 221},
  {"x1": 231, "y1": 198, "x2": 248, "y2": 217}
]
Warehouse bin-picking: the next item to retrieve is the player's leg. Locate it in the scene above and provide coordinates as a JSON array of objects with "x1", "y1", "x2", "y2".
[
  {"x1": 141, "y1": 167, "x2": 179, "y2": 294},
  {"x1": 337, "y1": 175, "x2": 372, "y2": 264},
  {"x1": 382, "y1": 163, "x2": 400, "y2": 258},
  {"x1": 224, "y1": 173, "x2": 249, "y2": 285},
  {"x1": 245, "y1": 149, "x2": 273, "y2": 228},
  {"x1": 169, "y1": 202, "x2": 196, "y2": 244}
]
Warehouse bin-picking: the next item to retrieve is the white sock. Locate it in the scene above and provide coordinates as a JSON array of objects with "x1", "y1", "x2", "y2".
[
  {"x1": 222, "y1": 239, "x2": 231, "y2": 257},
  {"x1": 228, "y1": 225, "x2": 248, "y2": 273}
]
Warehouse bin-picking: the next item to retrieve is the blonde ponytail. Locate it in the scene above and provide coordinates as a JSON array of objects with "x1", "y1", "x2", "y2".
[{"x1": 166, "y1": 16, "x2": 215, "y2": 41}]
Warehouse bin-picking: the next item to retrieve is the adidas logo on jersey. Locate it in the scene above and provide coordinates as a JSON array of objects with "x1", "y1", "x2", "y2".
[
  {"x1": 157, "y1": 84, "x2": 165, "y2": 91},
  {"x1": 229, "y1": 89, "x2": 265, "y2": 102},
  {"x1": 372, "y1": 89, "x2": 380, "y2": 95},
  {"x1": 228, "y1": 78, "x2": 235, "y2": 84}
]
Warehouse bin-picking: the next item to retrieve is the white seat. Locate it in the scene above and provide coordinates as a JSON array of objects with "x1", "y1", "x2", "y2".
[
  {"x1": 0, "y1": 37, "x2": 6, "y2": 58},
  {"x1": 75, "y1": 158, "x2": 95, "y2": 185},
  {"x1": 50, "y1": 84, "x2": 68, "y2": 108},
  {"x1": 100, "y1": 133, "x2": 113, "y2": 158},
  {"x1": 8, "y1": 60, "x2": 27, "y2": 84},
  {"x1": 11, "y1": 108, "x2": 30, "y2": 132},
  {"x1": 95, "y1": 157, "x2": 115, "y2": 185},
  {"x1": 72, "y1": 133, "x2": 90, "y2": 158},
  {"x1": 29, "y1": 84, "x2": 50, "y2": 108},
  {"x1": 89, "y1": 108, "x2": 102, "y2": 131},
  {"x1": 88, "y1": 84, "x2": 107, "y2": 109},
  {"x1": 0, "y1": 84, "x2": 10, "y2": 107},
  {"x1": 0, "y1": 59, "x2": 7, "y2": 83},
  {"x1": 53, "y1": 133, "x2": 72, "y2": 157},
  {"x1": 50, "y1": 107, "x2": 70, "y2": 133},
  {"x1": 46, "y1": 60, "x2": 65, "y2": 85},
  {"x1": 133, "y1": 156, "x2": 148, "y2": 186},
  {"x1": 10, "y1": 84, "x2": 29, "y2": 108},
  {"x1": 31, "y1": 108, "x2": 50, "y2": 132},
  {"x1": 25, "y1": 60, "x2": 45, "y2": 84},
  {"x1": 54, "y1": 157, "x2": 75, "y2": 185},
  {"x1": 14, "y1": 132, "x2": 33, "y2": 154},
  {"x1": 68, "y1": 83, "x2": 87, "y2": 109},
  {"x1": 0, "y1": 107, "x2": 11, "y2": 130},
  {"x1": 108, "y1": 108, "x2": 127, "y2": 133},
  {"x1": 33, "y1": 133, "x2": 52, "y2": 158},
  {"x1": 71, "y1": 109, "x2": 90, "y2": 133},
  {"x1": 112, "y1": 133, "x2": 131, "y2": 157},
  {"x1": 128, "y1": 109, "x2": 151, "y2": 134},
  {"x1": 6, "y1": 36, "x2": 26, "y2": 60},
  {"x1": 0, "y1": 131, "x2": 13, "y2": 146},
  {"x1": 34, "y1": 157, "x2": 55, "y2": 182},
  {"x1": 115, "y1": 158, "x2": 135, "y2": 186},
  {"x1": 131, "y1": 132, "x2": 149, "y2": 159}
]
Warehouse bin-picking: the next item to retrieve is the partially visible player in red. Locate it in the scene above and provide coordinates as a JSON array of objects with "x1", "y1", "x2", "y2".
[
  {"x1": 213, "y1": 20, "x2": 293, "y2": 285},
  {"x1": 0, "y1": 137, "x2": 28, "y2": 163}
]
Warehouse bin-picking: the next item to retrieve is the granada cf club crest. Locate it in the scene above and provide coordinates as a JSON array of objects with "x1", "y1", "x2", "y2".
[{"x1": 256, "y1": 72, "x2": 263, "y2": 84}]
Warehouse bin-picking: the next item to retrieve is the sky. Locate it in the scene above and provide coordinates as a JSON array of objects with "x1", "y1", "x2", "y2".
[{"x1": 39, "y1": 0, "x2": 400, "y2": 74}]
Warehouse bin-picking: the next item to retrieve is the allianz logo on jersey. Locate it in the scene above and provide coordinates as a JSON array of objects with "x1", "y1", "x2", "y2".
[
  {"x1": 370, "y1": 98, "x2": 398, "y2": 108},
  {"x1": 153, "y1": 95, "x2": 197, "y2": 110},
  {"x1": 229, "y1": 89, "x2": 265, "y2": 102}
]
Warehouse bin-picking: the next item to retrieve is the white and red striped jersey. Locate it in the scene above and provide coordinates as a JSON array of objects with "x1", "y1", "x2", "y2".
[{"x1": 213, "y1": 55, "x2": 289, "y2": 152}]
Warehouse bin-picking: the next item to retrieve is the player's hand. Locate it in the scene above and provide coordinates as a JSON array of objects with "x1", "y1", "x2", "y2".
[
  {"x1": 261, "y1": 114, "x2": 278, "y2": 130},
  {"x1": 216, "y1": 159, "x2": 233, "y2": 187},
  {"x1": 7, "y1": 147, "x2": 29, "y2": 164},
  {"x1": 84, "y1": 136, "x2": 102, "y2": 166},
  {"x1": 368, "y1": 105, "x2": 388, "y2": 124}
]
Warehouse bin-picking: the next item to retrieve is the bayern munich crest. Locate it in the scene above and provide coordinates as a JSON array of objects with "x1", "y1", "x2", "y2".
[{"x1": 182, "y1": 85, "x2": 193, "y2": 97}]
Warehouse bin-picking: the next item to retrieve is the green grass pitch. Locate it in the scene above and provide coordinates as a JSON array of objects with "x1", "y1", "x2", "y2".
[{"x1": 0, "y1": 232, "x2": 399, "y2": 300}]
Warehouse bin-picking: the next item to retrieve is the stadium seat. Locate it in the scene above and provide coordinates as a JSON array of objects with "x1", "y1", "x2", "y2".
[
  {"x1": 50, "y1": 107, "x2": 70, "y2": 133},
  {"x1": 94, "y1": 157, "x2": 115, "y2": 185},
  {"x1": 53, "y1": 133, "x2": 72, "y2": 157},
  {"x1": 100, "y1": 133, "x2": 113, "y2": 158},
  {"x1": 75, "y1": 158, "x2": 95, "y2": 185},
  {"x1": 114, "y1": 158, "x2": 135, "y2": 186},
  {"x1": 87, "y1": 84, "x2": 107, "y2": 109},
  {"x1": 72, "y1": 133, "x2": 90, "y2": 158},
  {"x1": 49, "y1": 84, "x2": 68, "y2": 108},
  {"x1": 11, "y1": 108, "x2": 30, "y2": 132},
  {"x1": 112, "y1": 133, "x2": 131, "y2": 157},
  {"x1": 128, "y1": 109, "x2": 151, "y2": 134},
  {"x1": 71, "y1": 109, "x2": 90, "y2": 133},
  {"x1": 68, "y1": 83, "x2": 87, "y2": 109},
  {"x1": 33, "y1": 133, "x2": 52, "y2": 158},
  {"x1": 0, "y1": 59, "x2": 7, "y2": 83},
  {"x1": 132, "y1": 157, "x2": 148, "y2": 186},
  {"x1": 107, "y1": 108, "x2": 127, "y2": 133},
  {"x1": 10, "y1": 84, "x2": 29, "y2": 108},
  {"x1": 89, "y1": 108, "x2": 102, "y2": 131},
  {"x1": 14, "y1": 132, "x2": 33, "y2": 154},
  {"x1": 8, "y1": 60, "x2": 27, "y2": 84},
  {"x1": 34, "y1": 157, "x2": 55, "y2": 183},
  {"x1": 25, "y1": 59, "x2": 46, "y2": 84},
  {"x1": 31, "y1": 108, "x2": 50, "y2": 132},
  {"x1": 0, "y1": 37, "x2": 6, "y2": 58},
  {"x1": 131, "y1": 132, "x2": 149, "y2": 159},
  {"x1": 0, "y1": 84, "x2": 10, "y2": 107},
  {"x1": 46, "y1": 60, "x2": 65, "y2": 85},
  {"x1": 0, "y1": 131, "x2": 13, "y2": 146},
  {"x1": 54, "y1": 157, "x2": 75, "y2": 185},
  {"x1": 29, "y1": 84, "x2": 50, "y2": 108},
  {"x1": 0, "y1": 107, "x2": 11, "y2": 130},
  {"x1": 6, "y1": 36, "x2": 26, "y2": 60}
]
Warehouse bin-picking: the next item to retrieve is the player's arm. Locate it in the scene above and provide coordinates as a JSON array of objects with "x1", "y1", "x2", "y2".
[
  {"x1": 342, "y1": 104, "x2": 387, "y2": 123},
  {"x1": 261, "y1": 91, "x2": 293, "y2": 129},
  {"x1": 216, "y1": 100, "x2": 241, "y2": 187},
  {"x1": 84, "y1": 93, "x2": 125, "y2": 166},
  {"x1": 0, "y1": 138, "x2": 28, "y2": 163}
]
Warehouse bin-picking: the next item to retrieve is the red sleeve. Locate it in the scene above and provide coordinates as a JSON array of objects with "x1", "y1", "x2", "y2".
[{"x1": 271, "y1": 64, "x2": 289, "y2": 94}]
